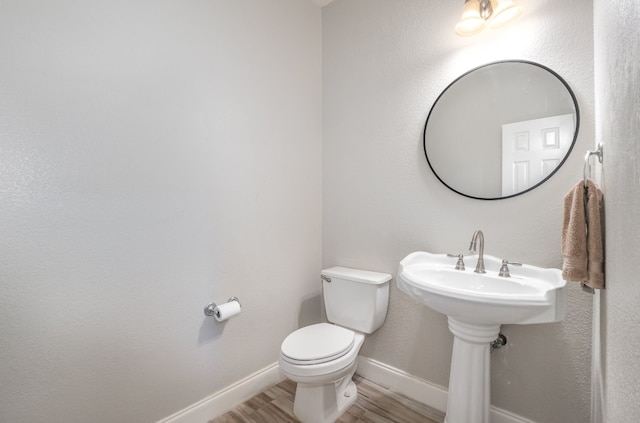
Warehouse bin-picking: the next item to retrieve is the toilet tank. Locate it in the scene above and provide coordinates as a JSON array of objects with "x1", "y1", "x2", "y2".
[{"x1": 321, "y1": 266, "x2": 391, "y2": 334}]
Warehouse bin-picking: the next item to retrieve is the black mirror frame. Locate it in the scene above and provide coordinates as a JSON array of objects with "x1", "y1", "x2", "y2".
[{"x1": 423, "y1": 60, "x2": 580, "y2": 200}]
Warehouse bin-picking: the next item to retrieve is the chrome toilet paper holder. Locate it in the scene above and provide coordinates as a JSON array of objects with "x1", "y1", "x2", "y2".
[{"x1": 204, "y1": 297, "x2": 241, "y2": 318}]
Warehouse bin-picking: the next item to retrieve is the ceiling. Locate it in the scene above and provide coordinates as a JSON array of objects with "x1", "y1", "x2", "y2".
[{"x1": 311, "y1": 0, "x2": 335, "y2": 7}]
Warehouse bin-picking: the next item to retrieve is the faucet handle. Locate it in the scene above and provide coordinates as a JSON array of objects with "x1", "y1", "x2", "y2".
[
  {"x1": 498, "y1": 259, "x2": 522, "y2": 277},
  {"x1": 447, "y1": 253, "x2": 466, "y2": 271}
]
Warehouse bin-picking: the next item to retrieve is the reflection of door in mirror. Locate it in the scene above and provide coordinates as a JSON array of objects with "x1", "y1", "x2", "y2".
[{"x1": 501, "y1": 113, "x2": 575, "y2": 196}]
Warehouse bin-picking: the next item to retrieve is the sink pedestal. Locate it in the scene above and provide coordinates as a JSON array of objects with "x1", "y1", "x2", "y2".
[{"x1": 445, "y1": 318, "x2": 500, "y2": 423}]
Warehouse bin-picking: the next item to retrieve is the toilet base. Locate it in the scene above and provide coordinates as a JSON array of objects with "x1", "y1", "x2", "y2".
[
  {"x1": 279, "y1": 329, "x2": 366, "y2": 423},
  {"x1": 293, "y1": 377, "x2": 357, "y2": 423}
]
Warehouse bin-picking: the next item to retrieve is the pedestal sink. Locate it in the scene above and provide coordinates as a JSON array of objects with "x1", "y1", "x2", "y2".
[{"x1": 397, "y1": 251, "x2": 567, "y2": 423}]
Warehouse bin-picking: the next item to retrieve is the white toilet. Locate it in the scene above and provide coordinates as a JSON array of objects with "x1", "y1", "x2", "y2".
[{"x1": 279, "y1": 266, "x2": 391, "y2": 423}]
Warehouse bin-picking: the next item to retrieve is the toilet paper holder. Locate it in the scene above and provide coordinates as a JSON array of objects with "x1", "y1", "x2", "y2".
[{"x1": 204, "y1": 297, "x2": 241, "y2": 318}]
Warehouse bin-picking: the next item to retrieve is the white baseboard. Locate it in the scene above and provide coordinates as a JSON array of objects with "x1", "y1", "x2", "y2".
[
  {"x1": 356, "y1": 356, "x2": 449, "y2": 412},
  {"x1": 156, "y1": 362, "x2": 283, "y2": 423},
  {"x1": 356, "y1": 356, "x2": 537, "y2": 423},
  {"x1": 157, "y1": 356, "x2": 536, "y2": 423}
]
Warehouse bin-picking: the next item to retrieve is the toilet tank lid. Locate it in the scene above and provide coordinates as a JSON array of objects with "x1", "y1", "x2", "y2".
[{"x1": 321, "y1": 266, "x2": 391, "y2": 285}]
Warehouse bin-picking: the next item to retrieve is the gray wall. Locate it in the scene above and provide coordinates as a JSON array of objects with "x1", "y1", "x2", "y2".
[
  {"x1": 594, "y1": 0, "x2": 640, "y2": 421},
  {"x1": 7, "y1": 1, "x2": 640, "y2": 422},
  {"x1": 0, "y1": 1, "x2": 322, "y2": 422},
  {"x1": 322, "y1": 0, "x2": 594, "y2": 422}
]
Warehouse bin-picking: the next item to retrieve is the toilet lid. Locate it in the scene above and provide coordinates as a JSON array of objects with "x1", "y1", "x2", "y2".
[{"x1": 281, "y1": 323, "x2": 355, "y2": 365}]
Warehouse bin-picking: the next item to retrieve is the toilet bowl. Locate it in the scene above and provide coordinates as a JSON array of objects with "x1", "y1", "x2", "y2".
[
  {"x1": 279, "y1": 323, "x2": 365, "y2": 423},
  {"x1": 279, "y1": 267, "x2": 391, "y2": 423}
]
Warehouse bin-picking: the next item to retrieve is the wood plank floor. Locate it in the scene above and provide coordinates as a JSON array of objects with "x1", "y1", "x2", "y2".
[{"x1": 208, "y1": 376, "x2": 445, "y2": 423}]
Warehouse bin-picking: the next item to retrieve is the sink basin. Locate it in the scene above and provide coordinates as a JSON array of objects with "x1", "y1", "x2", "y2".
[
  {"x1": 398, "y1": 251, "x2": 567, "y2": 423},
  {"x1": 397, "y1": 251, "x2": 567, "y2": 325}
]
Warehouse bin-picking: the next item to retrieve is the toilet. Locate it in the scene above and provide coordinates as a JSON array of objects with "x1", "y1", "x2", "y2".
[{"x1": 279, "y1": 266, "x2": 391, "y2": 423}]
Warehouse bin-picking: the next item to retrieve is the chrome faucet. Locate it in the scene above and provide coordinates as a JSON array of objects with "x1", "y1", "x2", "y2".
[{"x1": 468, "y1": 230, "x2": 486, "y2": 273}]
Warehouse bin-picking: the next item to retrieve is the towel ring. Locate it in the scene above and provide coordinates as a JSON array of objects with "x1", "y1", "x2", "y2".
[{"x1": 583, "y1": 142, "x2": 603, "y2": 187}]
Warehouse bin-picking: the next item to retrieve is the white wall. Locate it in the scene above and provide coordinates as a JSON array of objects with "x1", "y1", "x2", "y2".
[
  {"x1": 323, "y1": 0, "x2": 594, "y2": 422},
  {"x1": 0, "y1": 1, "x2": 322, "y2": 422},
  {"x1": 594, "y1": 0, "x2": 640, "y2": 421}
]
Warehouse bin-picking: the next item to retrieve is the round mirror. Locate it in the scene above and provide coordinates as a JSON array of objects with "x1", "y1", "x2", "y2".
[{"x1": 423, "y1": 60, "x2": 579, "y2": 200}]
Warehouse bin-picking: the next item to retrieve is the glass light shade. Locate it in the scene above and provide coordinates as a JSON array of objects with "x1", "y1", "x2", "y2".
[
  {"x1": 455, "y1": 0, "x2": 486, "y2": 36},
  {"x1": 488, "y1": 0, "x2": 522, "y2": 28}
]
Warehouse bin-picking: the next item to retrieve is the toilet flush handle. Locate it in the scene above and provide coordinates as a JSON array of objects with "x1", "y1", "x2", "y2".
[{"x1": 321, "y1": 275, "x2": 331, "y2": 283}]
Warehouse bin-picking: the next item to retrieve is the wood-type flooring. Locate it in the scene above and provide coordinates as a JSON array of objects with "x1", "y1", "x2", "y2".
[{"x1": 209, "y1": 376, "x2": 445, "y2": 423}]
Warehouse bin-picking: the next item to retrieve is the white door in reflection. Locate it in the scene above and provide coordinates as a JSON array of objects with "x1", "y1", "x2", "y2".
[{"x1": 501, "y1": 113, "x2": 575, "y2": 196}]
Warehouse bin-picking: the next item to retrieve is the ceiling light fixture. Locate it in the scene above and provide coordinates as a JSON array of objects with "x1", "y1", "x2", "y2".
[{"x1": 455, "y1": 0, "x2": 522, "y2": 36}]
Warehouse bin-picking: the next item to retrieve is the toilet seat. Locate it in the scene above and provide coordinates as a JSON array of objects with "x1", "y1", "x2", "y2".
[{"x1": 280, "y1": 323, "x2": 355, "y2": 365}]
